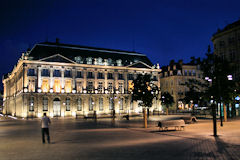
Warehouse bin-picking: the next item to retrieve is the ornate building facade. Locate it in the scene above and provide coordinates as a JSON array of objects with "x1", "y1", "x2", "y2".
[
  {"x1": 160, "y1": 60, "x2": 203, "y2": 111},
  {"x1": 212, "y1": 19, "x2": 240, "y2": 80},
  {"x1": 2, "y1": 41, "x2": 161, "y2": 118}
]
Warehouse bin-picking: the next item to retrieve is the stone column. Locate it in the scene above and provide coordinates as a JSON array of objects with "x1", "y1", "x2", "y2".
[
  {"x1": 104, "y1": 70, "x2": 108, "y2": 92},
  {"x1": 83, "y1": 68, "x2": 87, "y2": 90},
  {"x1": 50, "y1": 66, "x2": 53, "y2": 89},
  {"x1": 37, "y1": 66, "x2": 41, "y2": 90},
  {"x1": 61, "y1": 67, "x2": 65, "y2": 90},
  {"x1": 94, "y1": 70, "x2": 98, "y2": 92},
  {"x1": 124, "y1": 70, "x2": 128, "y2": 93},
  {"x1": 72, "y1": 67, "x2": 76, "y2": 91}
]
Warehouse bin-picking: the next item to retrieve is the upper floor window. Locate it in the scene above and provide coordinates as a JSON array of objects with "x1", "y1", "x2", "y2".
[
  {"x1": 76, "y1": 71, "x2": 82, "y2": 78},
  {"x1": 153, "y1": 76, "x2": 158, "y2": 81},
  {"x1": 219, "y1": 41, "x2": 225, "y2": 47},
  {"x1": 87, "y1": 72, "x2": 94, "y2": 79},
  {"x1": 128, "y1": 74, "x2": 134, "y2": 80},
  {"x1": 108, "y1": 82, "x2": 113, "y2": 93},
  {"x1": 53, "y1": 70, "x2": 61, "y2": 77},
  {"x1": 189, "y1": 70, "x2": 192, "y2": 76},
  {"x1": 118, "y1": 74, "x2": 123, "y2": 80},
  {"x1": 87, "y1": 82, "x2": 94, "y2": 93},
  {"x1": 108, "y1": 73, "x2": 113, "y2": 79},
  {"x1": 27, "y1": 69, "x2": 35, "y2": 76},
  {"x1": 41, "y1": 69, "x2": 50, "y2": 77},
  {"x1": 98, "y1": 82, "x2": 103, "y2": 93},
  {"x1": 64, "y1": 70, "x2": 72, "y2": 78},
  {"x1": 98, "y1": 72, "x2": 104, "y2": 79},
  {"x1": 192, "y1": 70, "x2": 196, "y2": 76},
  {"x1": 184, "y1": 70, "x2": 188, "y2": 76},
  {"x1": 118, "y1": 82, "x2": 124, "y2": 94}
]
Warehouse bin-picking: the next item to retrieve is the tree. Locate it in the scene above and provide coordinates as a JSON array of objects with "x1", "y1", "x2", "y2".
[
  {"x1": 161, "y1": 92, "x2": 174, "y2": 115},
  {"x1": 132, "y1": 74, "x2": 158, "y2": 128},
  {"x1": 201, "y1": 45, "x2": 236, "y2": 126}
]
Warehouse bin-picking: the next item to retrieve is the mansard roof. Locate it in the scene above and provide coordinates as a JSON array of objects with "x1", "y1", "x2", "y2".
[{"x1": 28, "y1": 42, "x2": 153, "y2": 66}]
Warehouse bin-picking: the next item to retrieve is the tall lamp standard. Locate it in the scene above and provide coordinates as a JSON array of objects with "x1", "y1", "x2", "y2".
[{"x1": 205, "y1": 77, "x2": 217, "y2": 137}]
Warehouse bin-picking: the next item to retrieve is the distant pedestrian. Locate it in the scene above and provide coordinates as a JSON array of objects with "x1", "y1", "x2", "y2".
[{"x1": 41, "y1": 113, "x2": 51, "y2": 144}]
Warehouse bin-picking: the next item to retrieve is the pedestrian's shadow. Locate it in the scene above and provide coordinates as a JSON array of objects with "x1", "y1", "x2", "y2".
[{"x1": 214, "y1": 136, "x2": 235, "y2": 159}]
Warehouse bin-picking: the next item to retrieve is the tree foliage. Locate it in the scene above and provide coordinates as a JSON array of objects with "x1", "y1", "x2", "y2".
[
  {"x1": 132, "y1": 74, "x2": 158, "y2": 108},
  {"x1": 160, "y1": 92, "x2": 174, "y2": 109}
]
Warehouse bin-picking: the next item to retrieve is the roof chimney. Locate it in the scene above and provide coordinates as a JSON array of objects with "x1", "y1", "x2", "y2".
[{"x1": 56, "y1": 38, "x2": 60, "y2": 44}]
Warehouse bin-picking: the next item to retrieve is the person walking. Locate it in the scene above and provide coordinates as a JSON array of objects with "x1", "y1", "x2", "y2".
[{"x1": 41, "y1": 113, "x2": 51, "y2": 144}]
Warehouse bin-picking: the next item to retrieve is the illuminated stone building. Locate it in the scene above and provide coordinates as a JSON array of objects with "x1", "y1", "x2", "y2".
[
  {"x1": 160, "y1": 60, "x2": 203, "y2": 111},
  {"x1": 2, "y1": 41, "x2": 161, "y2": 118},
  {"x1": 212, "y1": 19, "x2": 240, "y2": 80}
]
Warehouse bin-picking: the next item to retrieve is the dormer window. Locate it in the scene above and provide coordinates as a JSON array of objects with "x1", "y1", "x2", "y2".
[
  {"x1": 86, "y1": 57, "x2": 92, "y2": 65},
  {"x1": 74, "y1": 56, "x2": 82, "y2": 64},
  {"x1": 98, "y1": 57, "x2": 103, "y2": 65},
  {"x1": 107, "y1": 58, "x2": 112, "y2": 66},
  {"x1": 116, "y1": 59, "x2": 122, "y2": 66}
]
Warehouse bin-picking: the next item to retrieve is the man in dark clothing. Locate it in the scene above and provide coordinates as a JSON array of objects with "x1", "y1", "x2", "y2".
[{"x1": 41, "y1": 113, "x2": 51, "y2": 144}]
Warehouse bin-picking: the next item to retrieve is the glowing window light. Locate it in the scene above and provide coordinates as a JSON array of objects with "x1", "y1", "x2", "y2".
[
  {"x1": 54, "y1": 79, "x2": 61, "y2": 93},
  {"x1": 41, "y1": 79, "x2": 49, "y2": 92},
  {"x1": 65, "y1": 80, "x2": 72, "y2": 93}
]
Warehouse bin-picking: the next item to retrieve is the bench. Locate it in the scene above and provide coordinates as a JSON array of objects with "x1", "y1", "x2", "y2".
[
  {"x1": 157, "y1": 119, "x2": 185, "y2": 131},
  {"x1": 181, "y1": 116, "x2": 197, "y2": 124}
]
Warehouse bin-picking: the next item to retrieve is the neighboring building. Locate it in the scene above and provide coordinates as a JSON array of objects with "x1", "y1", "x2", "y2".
[
  {"x1": 160, "y1": 60, "x2": 203, "y2": 110},
  {"x1": 2, "y1": 41, "x2": 161, "y2": 118},
  {"x1": 212, "y1": 19, "x2": 240, "y2": 80}
]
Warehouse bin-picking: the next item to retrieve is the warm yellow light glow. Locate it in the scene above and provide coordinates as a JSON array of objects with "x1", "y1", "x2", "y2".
[
  {"x1": 61, "y1": 111, "x2": 65, "y2": 117},
  {"x1": 128, "y1": 81, "x2": 134, "y2": 91},
  {"x1": 54, "y1": 79, "x2": 61, "y2": 93},
  {"x1": 42, "y1": 79, "x2": 49, "y2": 92},
  {"x1": 65, "y1": 80, "x2": 72, "y2": 93},
  {"x1": 50, "y1": 112, "x2": 53, "y2": 117},
  {"x1": 38, "y1": 113, "x2": 42, "y2": 118},
  {"x1": 72, "y1": 111, "x2": 76, "y2": 117}
]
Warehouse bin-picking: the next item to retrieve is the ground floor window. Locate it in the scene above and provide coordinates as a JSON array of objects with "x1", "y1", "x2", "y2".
[
  {"x1": 130, "y1": 101, "x2": 133, "y2": 110},
  {"x1": 99, "y1": 98, "x2": 103, "y2": 111},
  {"x1": 43, "y1": 97, "x2": 48, "y2": 111},
  {"x1": 29, "y1": 97, "x2": 34, "y2": 111},
  {"x1": 77, "y1": 98, "x2": 82, "y2": 111},
  {"x1": 66, "y1": 98, "x2": 70, "y2": 111},
  {"x1": 109, "y1": 98, "x2": 114, "y2": 110},
  {"x1": 119, "y1": 98, "x2": 123, "y2": 110},
  {"x1": 89, "y1": 98, "x2": 93, "y2": 111}
]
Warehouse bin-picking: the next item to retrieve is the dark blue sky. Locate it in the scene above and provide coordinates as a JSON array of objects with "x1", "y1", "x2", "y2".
[{"x1": 0, "y1": 0, "x2": 240, "y2": 84}]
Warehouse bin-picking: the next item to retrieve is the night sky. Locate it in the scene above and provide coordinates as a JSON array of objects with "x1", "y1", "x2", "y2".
[{"x1": 0, "y1": 0, "x2": 240, "y2": 90}]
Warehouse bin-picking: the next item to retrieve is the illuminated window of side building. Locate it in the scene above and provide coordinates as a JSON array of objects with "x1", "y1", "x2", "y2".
[
  {"x1": 43, "y1": 97, "x2": 48, "y2": 111},
  {"x1": 65, "y1": 80, "x2": 72, "y2": 93},
  {"x1": 29, "y1": 97, "x2": 34, "y2": 111},
  {"x1": 54, "y1": 79, "x2": 61, "y2": 93},
  {"x1": 77, "y1": 98, "x2": 82, "y2": 111},
  {"x1": 66, "y1": 98, "x2": 70, "y2": 111},
  {"x1": 42, "y1": 79, "x2": 49, "y2": 92}
]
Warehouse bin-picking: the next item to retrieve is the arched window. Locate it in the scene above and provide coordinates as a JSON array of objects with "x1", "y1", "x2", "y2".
[
  {"x1": 119, "y1": 98, "x2": 123, "y2": 110},
  {"x1": 109, "y1": 98, "x2": 114, "y2": 110},
  {"x1": 89, "y1": 98, "x2": 93, "y2": 111},
  {"x1": 66, "y1": 98, "x2": 70, "y2": 111},
  {"x1": 29, "y1": 97, "x2": 34, "y2": 111},
  {"x1": 99, "y1": 98, "x2": 103, "y2": 111},
  {"x1": 77, "y1": 98, "x2": 82, "y2": 111},
  {"x1": 43, "y1": 97, "x2": 48, "y2": 111}
]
